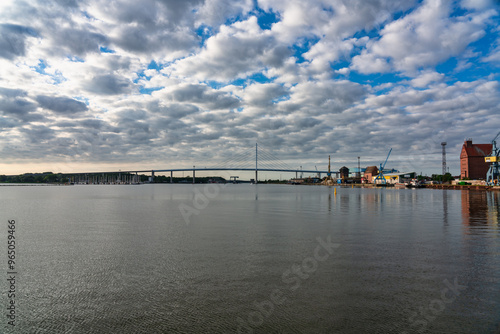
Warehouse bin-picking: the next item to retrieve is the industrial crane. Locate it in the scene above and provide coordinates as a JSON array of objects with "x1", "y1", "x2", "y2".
[
  {"x1": 485, "y1": 131, "x2": 500, "y2": 186},
  {"x1": 374, "y1": 148, "x2": 392, "y2": 184}
]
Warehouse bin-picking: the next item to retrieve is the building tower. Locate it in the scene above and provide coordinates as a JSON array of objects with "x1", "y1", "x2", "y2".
[{"x1": 441, "y1": 142, "x2": 447, "y2": 176}]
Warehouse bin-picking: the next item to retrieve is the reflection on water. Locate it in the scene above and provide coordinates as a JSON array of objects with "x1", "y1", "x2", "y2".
[
  {"x1": 462, "y1": 191, "x2": 500, "y2": 227},
  {"x1": 443, "y1": 189, "x2": 448, "y2": 226}
]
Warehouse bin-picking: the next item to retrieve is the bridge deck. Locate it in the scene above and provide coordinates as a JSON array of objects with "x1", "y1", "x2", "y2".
[{"x1": 64, "y1": 167, "x2": 336, "y2": 175}]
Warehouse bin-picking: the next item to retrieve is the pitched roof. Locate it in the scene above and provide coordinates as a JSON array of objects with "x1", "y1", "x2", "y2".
[
  {"x1": 462, "y1": 143, "x2": 492, "y2": 157},
  {"x1": 365, "y1": 166, "x2": 378, "y2": 174}
]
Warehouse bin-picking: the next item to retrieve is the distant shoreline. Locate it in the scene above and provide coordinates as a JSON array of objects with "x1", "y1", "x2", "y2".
[{"x1": 1, "y1": 182, "x2": 499, "y2": 191}]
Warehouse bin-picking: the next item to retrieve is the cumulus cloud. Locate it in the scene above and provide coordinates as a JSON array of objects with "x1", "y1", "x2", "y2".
[
  {"x1": 0, "y1": 87, "x2": 44, "y2": 122},
  {"x1": 260, "y1": 0, "x2": 416, "y2": 43},
  {"x1": 0, "y1": 24, "x2": 38, "y2": 60},
  {"x1": 195, "y1": 0, "x2": 254, "y2": 27},
  {"x1": 163, "y1": 83, "x2": 240, "y2": 110},
  {"x1": 350, "y1": 0, "x2": 496, "y2": 75},
  {"x1": 36, "y1": 95, "x2": 88, "y2": 114},
  {"x1": 84, "y1": 74, "x2": 134, "y2": 95},
  {"x1": 52, "y1": 29, "x2": 108, "y2": 57},
  {"x1": 169, "y1": 16, "x2": 289, "y2": 81},
  {"x1": 240, "y1": 83, "x2": 288, "y2": 107},
  {"x1": 410, "y1": 71, "x2": 445, "y2": 88}
]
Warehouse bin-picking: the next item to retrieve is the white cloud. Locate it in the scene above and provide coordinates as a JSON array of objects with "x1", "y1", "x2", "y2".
[
  {"x1": 195, "y1": 0, "x2": 254, "y2": 27},
  {"x1": 351, "y1": 0, "x2": 495, "y2": 75},
  {"x1": 410, "y1": 71, "x2": 445, "y2": 88},
  {"x1": 351, "y1": 52, "x2": 391, "y2": 74},
  {"x1": 460, "y1": 0, "x2": 498, "y2": 10},
  {"x1": 168, "y1": 16, "x2": 287, "y2": 81},
  {"x1": 239, "y1": 82, "x2": 288, "y2": 107},
  {"x1": 482, "y1": 37, "x2": 500, "y2": 63}
]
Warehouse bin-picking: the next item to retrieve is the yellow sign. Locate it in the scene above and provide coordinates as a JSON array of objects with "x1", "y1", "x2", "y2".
[{"x1": 485, "y1": 156, "x2": 498, "y2": 163}]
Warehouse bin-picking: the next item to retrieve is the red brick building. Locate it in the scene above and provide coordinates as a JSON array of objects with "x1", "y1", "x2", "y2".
[
  {"x1": 363, "y1": 166, "x2": 379, "y2": 183},
  {"x1": 460, "y1": 139, "x2": 492, "y2": 179}
]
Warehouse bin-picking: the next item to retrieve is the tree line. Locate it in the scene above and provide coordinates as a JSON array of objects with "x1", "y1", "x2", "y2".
[
  {"x1": 0, "y1": 172, "x2": 69, "y2": 183},
  {"x1": 0, "y1": 172, "x2": 229, "y2": 184}
]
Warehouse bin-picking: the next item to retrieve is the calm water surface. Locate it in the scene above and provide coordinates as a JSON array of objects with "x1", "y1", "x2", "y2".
[{"x1": 0, "y1": 184, "x2": 499, "y2": 333}]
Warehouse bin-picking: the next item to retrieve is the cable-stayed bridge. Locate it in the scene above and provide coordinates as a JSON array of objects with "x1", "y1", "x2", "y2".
[{"x1": 64, "y1": 144, "x2": 338, "y2": 184}]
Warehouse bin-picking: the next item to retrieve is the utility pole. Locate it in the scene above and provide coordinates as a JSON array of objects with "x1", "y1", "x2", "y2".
[{"x1": 441, "y1": 142, "x2": 447, "y2": 176}]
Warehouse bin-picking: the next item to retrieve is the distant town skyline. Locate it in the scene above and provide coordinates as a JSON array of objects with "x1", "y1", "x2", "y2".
[{"x1": 0, "y1": 0, "x2": 499, "y2": 176}]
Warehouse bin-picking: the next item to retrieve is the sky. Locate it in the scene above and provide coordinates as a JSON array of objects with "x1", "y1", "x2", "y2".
[{"x1": 0, "y1": 0, "x2": 499, "y2": 177}]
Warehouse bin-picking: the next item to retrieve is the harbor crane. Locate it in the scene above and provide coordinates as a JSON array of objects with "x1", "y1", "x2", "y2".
[
  {"x1": 485, "y1": 131, "x2": 500, "y2": 186},
  {"x1": 374, "y1": 148, "x2": 392, "y2": 184}
]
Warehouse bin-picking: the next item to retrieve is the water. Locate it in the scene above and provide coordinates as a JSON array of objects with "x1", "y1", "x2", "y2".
[{"x1": 0, "y1": 184, "x2": 499, "y2": 333}]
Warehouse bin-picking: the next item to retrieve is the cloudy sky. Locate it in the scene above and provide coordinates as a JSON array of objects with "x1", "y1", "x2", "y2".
[{"x1": 0, "y1": 0, "x2": 499, "y2": 176}]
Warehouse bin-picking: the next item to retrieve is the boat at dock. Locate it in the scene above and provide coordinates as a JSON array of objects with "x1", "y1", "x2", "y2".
[{"x1": 406, "y1": 180, "x2": 425, "y2": 188}]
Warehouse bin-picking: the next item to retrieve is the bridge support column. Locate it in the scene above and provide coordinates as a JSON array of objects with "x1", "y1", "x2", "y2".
[
  {"x1": 170, "y1": 170, "x2": 173, "y2": 183},
  {"x1": 151, "y1": 171, "x2": 155, "y2": 183},
  {"x1": 193, "y1": 166, "x2": 195, "y2": 184}
]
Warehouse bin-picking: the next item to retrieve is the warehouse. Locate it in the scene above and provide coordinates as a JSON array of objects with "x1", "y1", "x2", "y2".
[{"x1": 460, "y1": 139, "x2": 492, "y2": 179}]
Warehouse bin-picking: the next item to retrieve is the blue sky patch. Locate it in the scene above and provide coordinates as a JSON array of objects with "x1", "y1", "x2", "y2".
[
  {"x1": 231, "y1": 72, "x2": 274, "y2": 87},
  {"x1": 33, "y1": 59, "x2": 47, "y2": 75},
  {"x1": 292, "y1": 37, "x2": 320, "y2": 64},
  {"x1": 147, "y1": 60, "x2": 161, "y2": 71},
  {"x1": 348, "y1": 71, "x2": 406, "y2": 87},
  {"x1": 196, "y1": 25, "x2": 213, "y2": 47},
  {"x1": 255, "y1": 8, "x2": 279, "y2": 30},
  {"x1": 31, "y1": 60, "x2": 66, "y2": 84},
  {"x1": 139, "y1": 87, "x2": 163, "y2": 95},
  {"x1": 73, "y1": 96, "x2": 90, "y2": 105},
  {"x1": 100, "y1": 46, "x2": 115, "y2": 54},
  {"x1": 67, "y1": 56, "x2": 85, "y2": 62}
]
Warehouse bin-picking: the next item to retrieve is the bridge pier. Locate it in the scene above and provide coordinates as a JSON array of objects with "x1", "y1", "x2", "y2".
[
  {"x1": 170, "y1": 170, "x2": 173, "y2": 183},
  {"x1": 193, "y1": 166, "x2": 195, "y2": 184},
  {"x1": 151, "y1": 171, "x2": 155, "y2": 183}
]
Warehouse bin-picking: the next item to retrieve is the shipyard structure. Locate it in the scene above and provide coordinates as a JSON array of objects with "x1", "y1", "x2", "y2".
[{"x1": 320, "y1": 135, "x2": 500, "y2": 187}]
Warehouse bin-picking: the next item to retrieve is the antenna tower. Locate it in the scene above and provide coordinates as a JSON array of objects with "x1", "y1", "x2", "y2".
[{"x1": 441, "y1": 142, "x2": 447, "y2": 176}]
